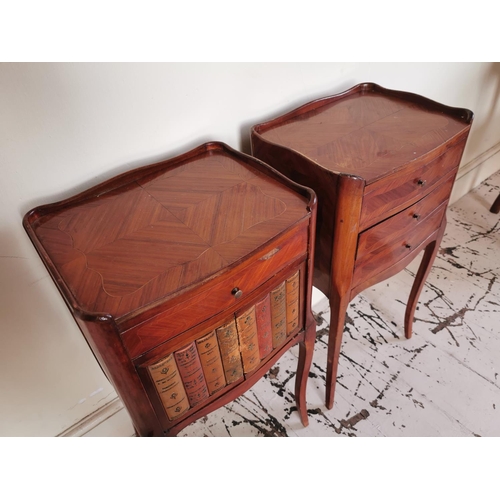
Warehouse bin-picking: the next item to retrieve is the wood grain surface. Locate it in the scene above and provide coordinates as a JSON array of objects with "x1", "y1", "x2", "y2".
[
  {"x1": 25, "y1": 143, "x2": 309, "y2": 321},
  {"x1": 257, "y1": 82, "x2": 472, "y2": 184},
  {"x1": 251, "y1": 82, "x2": 473, "y2": 410},
  {"x1": 23, "y1": 141, "x2": 318, "y2": 436}
]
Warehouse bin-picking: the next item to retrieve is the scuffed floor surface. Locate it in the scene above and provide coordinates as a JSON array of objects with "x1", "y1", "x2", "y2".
[{"x1": 87, "y1": 171, "x2": 500, "y2": 437}]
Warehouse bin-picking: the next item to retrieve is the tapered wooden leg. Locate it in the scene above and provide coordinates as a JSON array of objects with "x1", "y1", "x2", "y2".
[
  {"x1": 295, "y1": 323, "x2": 316, "y2": 427},
  {"x1": 404, "y1": 219, "x2": 446, "y2": 339},
  {"x1": 325, "y1": 292, "x2": 350, "y2": 410},
  {"x1": 490, "y1": 193, "x2": 500, "y2": 214}
]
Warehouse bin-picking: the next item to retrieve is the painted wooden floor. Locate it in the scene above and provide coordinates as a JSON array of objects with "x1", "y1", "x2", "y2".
[{"x1": 83, "y1": 170, "x2": 500, "y2": 437}]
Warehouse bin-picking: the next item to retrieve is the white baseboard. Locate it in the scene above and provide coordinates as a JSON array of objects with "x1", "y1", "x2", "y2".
[
  {"x1": 451, "y1": 141, "x2": 500, "y2": 205},
  {"x1": 58, "y1": 398, "x2": 124, "y2": 437},
  {"x1": 312, "y1": 287, "x2": 329, "y2": 311}
]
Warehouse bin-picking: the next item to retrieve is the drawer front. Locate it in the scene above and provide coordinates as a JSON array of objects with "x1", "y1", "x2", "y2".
[
  {"x1": 135, "y1": 263, "x2": 306, "y2": 430},
  {"x1": 356, "y1": 170, "x2": 455, "y2": 258},
  {"x1": 122, "y1": 221, "x2": 309, "y2": 359},
  {"x1": 359, "y1": 140, "x2": 464, "y2": 231},
  {"x1": 353, "y1": 197, "x2": 448, "y2": 289}
]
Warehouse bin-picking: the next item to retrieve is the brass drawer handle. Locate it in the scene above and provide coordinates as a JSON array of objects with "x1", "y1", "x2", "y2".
[
  {"x1": 231, "y1": 287, "x2": 243, "y2": 299},
  {"x1": 417, "y1": 179, "x2": 426, "y2": 186},
  {"x1": 413, "y1": 213, "x2": 421, "y2": 220},
  {"x1": 260, "y1": 247, "x2": 280, "y2": 261}
]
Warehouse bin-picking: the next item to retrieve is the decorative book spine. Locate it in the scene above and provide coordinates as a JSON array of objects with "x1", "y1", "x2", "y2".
[
  {"x1": 216, "y1": 319, "x2": 244, "y2": 385},
  {"x1": 235, "y1": 306, "x2": 261, "y2": 374},
  {"x1": 286, "y1": 270, "x2": 300, "y2": 336},
  {"x1": 148, "y1": 353, "x2": 190, "y2": 421},
  {"x1": 195, "y1": 330, "x2": 226, "y2": 395},
  {"x1": 254, "y1": 294, "x2": 273, "y2": 359},
  {"x1": 174, "y1": 342, "x2": 209, "y2": 407},
  {"x1": 270, "y1": 281, "x2": 287, "y2": 348}
]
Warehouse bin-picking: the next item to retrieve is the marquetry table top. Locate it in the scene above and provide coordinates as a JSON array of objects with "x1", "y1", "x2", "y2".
[
  {"x1": 255, "y1": 82, "x2": 473, "y2": 184},
  {"x1": 24, "y1": 142, "x2": 309, "y2": 320}
]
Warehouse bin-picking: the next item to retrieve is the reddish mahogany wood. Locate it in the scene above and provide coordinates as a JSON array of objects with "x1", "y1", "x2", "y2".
[
  {"x1": 26, "y1": 144, "x2": 308, "y2": 323},
  {"x1": 74, "y1": 316, "x2": 163, "y2": 436},
  {"x1": 24, "y1": 141, "x2": 317, "y2": 436},
  {"x1": 404, "y1": 218, "x2": 446, "y2": 339},
  {"x1": 359, "y1": 141, "x2": 464, "y2": 231},
  {"x1": 136, "y1": 259, "x2": 313, "y2": 434},
  {"x1": 251, "y1": 82, "x2": 473, "y2": 410},
  {"x1": 353, "y1": 201, "x2": 448, "y2": 287},
  {"x1": 122, "y1": 221, "x2": 309, "y2": 359}
]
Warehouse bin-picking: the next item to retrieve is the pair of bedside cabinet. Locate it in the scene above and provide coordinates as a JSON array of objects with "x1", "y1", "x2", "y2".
[{"x1": 24, "y1": 83, "x2": 473, "y2": 436}]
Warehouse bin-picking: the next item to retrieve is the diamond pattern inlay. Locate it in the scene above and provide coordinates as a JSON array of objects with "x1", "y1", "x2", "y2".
[
  {"x1": 33, "y1": 150, "x2": 306, "y2": 317},
  {"x1": 262, "y1": 93, "x2": 465, "y2": 183}
]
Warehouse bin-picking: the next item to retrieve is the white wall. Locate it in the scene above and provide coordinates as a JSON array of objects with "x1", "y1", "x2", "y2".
[{"x1": 1, "y1": 62, "x2": 499, "y2": 436}]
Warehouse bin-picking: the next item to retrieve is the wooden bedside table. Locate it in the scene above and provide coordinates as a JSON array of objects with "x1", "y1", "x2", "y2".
[
  {"x1": 251, "y1": 82, "x2": 473, "y2": 409},
  {"x1": 23, "y1": 142, "x2": 317, "y2": 436}
]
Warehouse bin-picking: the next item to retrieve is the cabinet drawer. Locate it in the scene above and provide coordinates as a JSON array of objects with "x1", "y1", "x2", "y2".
[
  {"x1": 136, "y1": 264, "x2": 305, "y2": 430},
  {"x1": 356, "y1": 170, "x2": 455, "y2": 258},
  {"x1": 121, "y1": 221, "x2": 309, "y2": 358},
  {"x1": 359, "y1": 140, "x2": 463, "y2": 231},
  {"x1": 353, "y1": 198, "x2": 448, "y2": 289}
]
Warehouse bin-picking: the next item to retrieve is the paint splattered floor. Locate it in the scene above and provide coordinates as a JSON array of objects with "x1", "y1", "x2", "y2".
[{"x1": 84, "y1": 170, "x2": 500, "y2": 437}]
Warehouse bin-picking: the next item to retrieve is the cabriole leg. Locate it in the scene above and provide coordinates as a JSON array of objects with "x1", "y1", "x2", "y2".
[
  {"x1": 295, "y1": 323, "x2": 316, "y2": 427},
  {"x1": 325, "y1": 292, "x2": 350, "y2": 410},
  {"x1": 404, "y1": 219, "x2": 446, "y2": 339}
]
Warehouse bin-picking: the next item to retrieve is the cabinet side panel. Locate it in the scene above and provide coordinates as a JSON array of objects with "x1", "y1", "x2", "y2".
[
  {"x1": 251, "y1": 134, "x2": 337, "y2": 297},
  {"x1": 76, "y1": 318, "x2": 163, "y2": 436}
]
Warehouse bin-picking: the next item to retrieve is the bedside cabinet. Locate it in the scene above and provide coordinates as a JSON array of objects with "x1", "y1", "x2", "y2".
[
  {"x1": 23, "y1": 142, "x2": 317, "y2": 436},
  {"x1": 251, "y1": 82, "x2": 473, "y2": 409}
]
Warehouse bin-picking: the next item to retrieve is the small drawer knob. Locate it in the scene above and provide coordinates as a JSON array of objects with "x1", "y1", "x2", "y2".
[
  {"x1": 405, "y1": 243, "x2": 412, "y2": 249},
  {"x1": 231, "y1": 287, "x2": 243, "y2": 299},
  {"x1": 413, "y1": 213, "x2": 421, "y2": 220},
  {"x1": 417, "y1": 179, "x2": 426, "y2": 186}
]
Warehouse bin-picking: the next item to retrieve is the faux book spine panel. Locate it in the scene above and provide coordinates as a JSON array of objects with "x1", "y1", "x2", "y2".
[
  {"x1": 270, "y1": 281, "x2": 287, "y2": 348},
  {"x1": 196, "y1": 330, "x2": 226, "y2": 395},
  {"x1": 174, "y1": 343, "x2": 209, "y2": 407},
  {"x1": 255, "y1": 294, "x2": 273, "y2": 358},
  {"x1": 148, "y1": 354, "x2": 190, "y2": 421},
  {"x1": 147, "y1": 269, "x2": 301, "y2": 423},
  {"x1": 286, "y1": 270, "x2": 300, "y2": 336},
  {"x1": 216, "y1": 319, "x2": 244, "y2": 384},
  {"x1": 235, "y1": 306, "x2": 261, "y2": 374}
]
